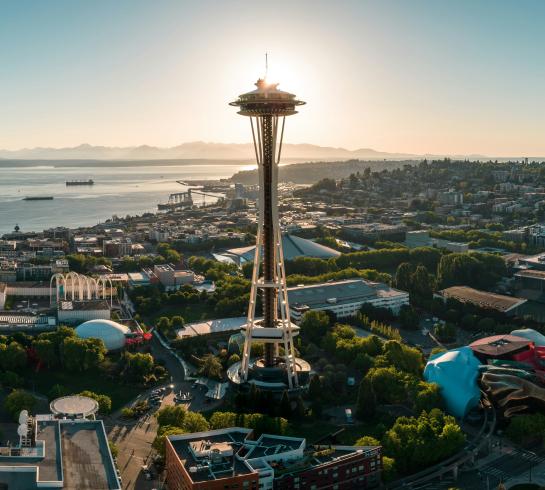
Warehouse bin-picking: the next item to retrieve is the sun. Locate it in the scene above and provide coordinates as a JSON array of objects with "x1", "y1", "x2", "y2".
[{"x1": 235, "y1": 55, "x2": 305, "y2": 93}]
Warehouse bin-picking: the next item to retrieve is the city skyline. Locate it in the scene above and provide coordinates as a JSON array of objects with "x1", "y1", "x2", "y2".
[{"x1": 3, "y1": 0, "x2": 545, "y2": 156}]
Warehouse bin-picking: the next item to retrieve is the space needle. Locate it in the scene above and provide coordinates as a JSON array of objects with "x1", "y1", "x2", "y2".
[{"x1": 227, "y1": 68, "x2": 311, "y2": 392}]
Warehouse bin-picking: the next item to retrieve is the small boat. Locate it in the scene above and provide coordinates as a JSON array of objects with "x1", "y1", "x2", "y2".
[
  {"x1": 23, "y1": 196, "x2": 54, "y2": 201},
  {"x1": 66, "y1": 179, "x2": 94, "y2": 186}
]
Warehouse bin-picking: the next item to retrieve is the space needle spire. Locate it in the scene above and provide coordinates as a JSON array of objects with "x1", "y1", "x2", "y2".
[{"x1": 228, "y1": 71, "x2": 310, "y2": 392}]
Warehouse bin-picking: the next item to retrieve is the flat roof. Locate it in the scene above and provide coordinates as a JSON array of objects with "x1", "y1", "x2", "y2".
[
  {"x1": 515, "y1": 269, "x2": 545, "y2": 280},
  {"x1": 288, "y1": 279, "x2": 407, "y2": 308},
  {"x1": 169, "y1": 429, "x2": 255, "y2": 483},
  {"x1": 59, "y1": 300, "x2": 110, "y2": 311},
  {"x1": 50, "y1": 395, "x2": 99, "y2": 417},
  {"x1": 439, "y1": 286, "x2": 526, "y2": 312},
  {"x1": 0, "y1": 419, "x2": 119, "y2": 490},
  {"x1": 61, "y1": 422, "x2": 118, "y2": 489},
  {"x1": 169, "y1": 428, "x2": 380, "y2": 485},
  {"x1": 176, "y1": 316, "x2": 251, "y2": 339}
]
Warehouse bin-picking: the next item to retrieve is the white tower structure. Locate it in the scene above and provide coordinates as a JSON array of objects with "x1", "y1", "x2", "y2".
[{"x1": 227, "y1": 77, "x2": 310, "y2": 391}]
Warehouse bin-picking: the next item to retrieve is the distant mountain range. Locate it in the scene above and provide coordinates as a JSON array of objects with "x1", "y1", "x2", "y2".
[{"x1": 0, "y1": 142, "x2": 500, "y2": 162}]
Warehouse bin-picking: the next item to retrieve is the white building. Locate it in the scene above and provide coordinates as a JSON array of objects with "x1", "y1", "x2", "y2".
[
  {"x1": 152, "y1": 264, "x2": 194, "y2": 290},
  {"x1": 75, "y1": 319, "x2": 130, "y2": 351},
  {"x1": 57, "y1": 300, "x2": 110, "y2": 324},
  {"x1": 5, "y1": 282, "x2": 50, "y2": 298},
  {"x1": 288, "y1": 279, "x2": 409, "y2": 322}
]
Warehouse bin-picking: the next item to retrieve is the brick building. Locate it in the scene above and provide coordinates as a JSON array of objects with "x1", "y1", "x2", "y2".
[{"x1": 165, "y1": 428, "x2": 382, "y2": 490}]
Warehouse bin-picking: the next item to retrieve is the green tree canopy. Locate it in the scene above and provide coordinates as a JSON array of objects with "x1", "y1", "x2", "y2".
[
  {"x1": 4, "y1": 390, "x2": 37, "y2": 421},
  {"x1": 156, "y1": 405, "x2": 187, "y2": 427},
  {"x1": 299, "y1": 310, "x2": 331, "y2": 344},
  {"x1": 79, "y1": 390, "x2": 112, "y2": 414},
  {"x1": 356, "y1": 377, "x2": 377, "y2": 419}
]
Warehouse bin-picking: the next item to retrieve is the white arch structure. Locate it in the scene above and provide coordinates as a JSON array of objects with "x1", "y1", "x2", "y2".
[{"x1": 50, "y1": 272, "x2": 113, "y2": 307}]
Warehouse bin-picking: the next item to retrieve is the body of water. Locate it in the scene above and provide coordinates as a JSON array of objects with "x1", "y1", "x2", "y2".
[{"x1": 0, "y1": 162, "x2": 248, "y2": 235}]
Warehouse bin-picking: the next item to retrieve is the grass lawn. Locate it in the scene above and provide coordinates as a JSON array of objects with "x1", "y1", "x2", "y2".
[
  {"x1": 23, "y1": 366, "x2": 142, "y2": 411},
  {"x1": 290, "y1": 413, "x2": 395, "y2": 445},
  {"x1": 144, "y1": 302, "x2": 213, "y2": 326}
]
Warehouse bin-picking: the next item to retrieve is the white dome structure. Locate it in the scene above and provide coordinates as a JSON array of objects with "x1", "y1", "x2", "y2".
[{"x1": 75, "y1": 319, "x2": 130, "y2": 351}]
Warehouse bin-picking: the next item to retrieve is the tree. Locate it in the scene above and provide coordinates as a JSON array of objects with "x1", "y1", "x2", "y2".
[
  {"x1": 299, "y1": 310, "x2": 331, "y2": 344},
  {"x1": 182, "y1": 411, "x2": 210, "y2": 433},
  {"x1": 411, "y1": 265, "x2": 434, "y2": 302},
  {"x1": 356, "y1": 378, "x2": 376, "y2": 419},
  {"x1": 4, "y1": 390, "x2": 37, "y2": 421},
  {"x1": 394, "y1": 262, "x2": 413, "y2": 291},
  {"x1": 355, "y1": 435, "x2": 380, "y2": 446},
  {"x1": 152, "y1": 425, "x2": 186, "y2": 457},
  {"x1": 48, "y1": 384, "x2": 69, "y2": 400},
  {"x1": 210, "y1": 411, "x2": 237, "y2": 429},
  {"x1": 156, "y1": 405, "x2": 187, "y2": 427},
  {"x1": 171, "y1": 316, "x2": 184, "y2": 330},
  {"x1": 62, "y1": 337, "x2": 106, "y2": 371},
  {"x1": 32, "y1": 339, "x2": 58, "y2": 367},
  {"x1": 279, "y1": 391, "x2": 292, "y2": 418},
  {"x1": 0, "y1": 342, "x2": 27, "y2": 371},
  {"x1": 399, "y1": 305, "x2": 419, "y2": 330},
  {"x1": 156, "y1": 317, "x2": 172, "y2": 335},
  {"x1": 79, "y1": 390, "x2": 112, "y2": 414},
  {"x1": 124, "y1": 352, "x2": 155, "y2": 381},
  {"x1": 366, "y1": 367, "x2": 408, "y2": 404},
  {"x1": 433, "y1": 323, "x2": 457, "y2": 343},
  {"x1": 198, "y1": 354, "x2": 223, "y2": 380},
  {"x1": 0, "y1": 371, "x2": 23, "y2": 389},
  {"x1": 413, "y1": 382, "x2": 443, "y2": 413},
  {"x1": 382, "y1": 456, "x2": 397, "y2": 482},
  {"x1": 294, "y1": 396, "x2": 306, "y2": 419},
  {"x1": 308, "y1": 374, "x2": 322, "y2": 401},
  {"x1": 382, "y1": 409, "x2": 465, "y2": 474},
  {"x1": 382, "y1": 341, "x2": 424, "y2": 376}
]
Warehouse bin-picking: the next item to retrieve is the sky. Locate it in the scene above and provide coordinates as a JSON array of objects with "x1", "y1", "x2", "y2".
[{"x1": 1, "y1": 0, "x2": 545, "y2": 156}]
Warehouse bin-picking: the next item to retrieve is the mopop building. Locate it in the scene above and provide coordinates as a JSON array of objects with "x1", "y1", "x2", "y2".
[{"x1": 227, "y1": 77, "x2": 310, "y2": 392}]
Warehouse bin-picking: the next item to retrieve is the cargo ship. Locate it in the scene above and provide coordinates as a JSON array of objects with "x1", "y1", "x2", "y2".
[
  {"x1": 23, "y1": 196, "x2": 54, "y2": 201},
  {"x1": 66, "y1": 179, "x2": 94, "y2": 186}
]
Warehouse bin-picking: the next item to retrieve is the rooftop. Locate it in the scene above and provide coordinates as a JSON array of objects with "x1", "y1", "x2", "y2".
[
  {"x1": 50, "y1": 395, "x2": 99, "y2": 418},
  {"x1": 58, "y1": 300, "x2": 110, "y2": 311},
  {"x1": 168, "y1": 428, "x2": 380, "y2": 485},
  {"x1": 438, "y1": 286, "x2": 527, "y2": 313},
  {"x1": 176, "y1": 316, "x2": 251, "y2": 339},
  {"x1": 213, "y1": 234, "x2": 339, "y2": 266},
  {"x1": 0, "y1": 418, "x2": 119, "y2": 490},
  {"x1": 515, "y1": 269, "x2": 545, "y2": 280},
  {"x1": 288, "y1": 279, "x2": 408, "y2": 308}
]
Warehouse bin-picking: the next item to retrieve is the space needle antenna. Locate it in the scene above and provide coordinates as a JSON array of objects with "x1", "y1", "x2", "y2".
[{"x1": 265, "y1": 52, "x2": 268, "y2": 79}]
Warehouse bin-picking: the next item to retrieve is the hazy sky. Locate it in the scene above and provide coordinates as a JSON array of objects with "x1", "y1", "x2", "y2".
[{"x1": 2, "y1": 0, "x2": 545, "y2": 155}]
